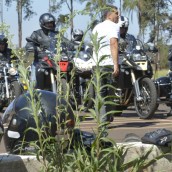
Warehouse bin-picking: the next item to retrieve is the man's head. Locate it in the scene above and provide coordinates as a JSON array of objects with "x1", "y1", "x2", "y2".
[
  {"x1": 118, "y1": 16, "x2": 129, "y2": 38},
  {"x1": 39, "y1": 13, "x2": 56, "y2": 32},
  {"x1": 0, "y1": 34, "x2": 8, "y2": 53},
  {"x1": 103, "y1": 5, "x2": 119, "y2": 23}
]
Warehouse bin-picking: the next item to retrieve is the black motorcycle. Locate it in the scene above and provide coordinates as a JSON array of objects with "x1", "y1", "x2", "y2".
[
  {"x1": 1, "y1": 89, "x2": 101, "y2": 154},
  {"x1": 0, "y1": 60, "x2": 23, "y2": 111},
  {"x1": 1, "y1": 90, "x2": 75, "y2": 153},
  {"x1": 154, "y1": 70, "x2": 172, "y2": 113},
  {"x1": 111, "y1": 40, "x2": 157, "y2": 119},
  {"x1": 26, "y1": 36, "x2": 58, "y2": 93}
]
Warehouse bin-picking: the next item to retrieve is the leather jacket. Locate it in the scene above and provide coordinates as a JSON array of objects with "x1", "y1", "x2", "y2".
[
  {"x1": 0, "y1": 48, "x2": 15, "y2": 64},
  {"x1": 25, "y1": 29, "x2": 54, "y2": 63},
  {"x1": 119, "y1": 33, "x2": 137, "y2": 54},
  {"x1": 25, "y1": 29, "x2": 72, "y2": 63}
]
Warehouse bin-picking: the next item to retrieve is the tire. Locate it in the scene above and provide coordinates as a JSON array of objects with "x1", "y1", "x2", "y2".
[
  {"x1": 61, "y1": 78, "x2": 77, "y2": 110},
  {"x1": 10, "y1": 80, "x2": 23, "y2": 99},
  {"x1": 61, "y1": 78, "x2": 68, "y2": 96},
  {"x1": 0, "y1": 105, "x2": 3, "y2": 111},
  {"x1": 113, "y1": 105, "x2": 127, "y2": 116},
  {"x1": 134, "y1": 77, "x2": 157, "y2": 119},
  {"x1": 82, "y1": 82, "x2": 94, "y2": 111}
]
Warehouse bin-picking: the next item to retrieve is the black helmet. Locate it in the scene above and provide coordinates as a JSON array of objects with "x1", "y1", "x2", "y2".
[
  {"x1": 72, "y1": 29, "x2": 84, "y2": 42},
  {"x1": 39, "y1": 13, "x2": 56, "y2": 31},
  {"x1": 0, "y1": 34, "x2": 8, "y2": 44},
  {"x1": 118, "y1": 16, "x2": 129, "y2": 28}
]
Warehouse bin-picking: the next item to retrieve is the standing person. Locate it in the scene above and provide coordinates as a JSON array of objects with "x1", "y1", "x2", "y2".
[
  {"x1": 118, "y1": 16, "x2": 137, "y2": 53},
  {"x1": 92, "y1": 4, "x2": 120, "y2": 134},
  {"x1": 25, "y1": 13, "x2": 57, "y2": 87}
]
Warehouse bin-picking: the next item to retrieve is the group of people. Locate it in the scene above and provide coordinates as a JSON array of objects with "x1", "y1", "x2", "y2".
[{"x1": 0, "y1": 4, "x2": 138, "y2": 134}]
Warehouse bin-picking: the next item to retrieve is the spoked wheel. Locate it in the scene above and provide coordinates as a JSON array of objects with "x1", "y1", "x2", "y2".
[{"x1": 134, "y1": 77, "x2": 157, "y2": 119}]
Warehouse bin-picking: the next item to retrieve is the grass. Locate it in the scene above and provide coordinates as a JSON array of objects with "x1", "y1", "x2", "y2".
[{"x1": 153, "y1": 68, "x2": 169, "y2": 79}]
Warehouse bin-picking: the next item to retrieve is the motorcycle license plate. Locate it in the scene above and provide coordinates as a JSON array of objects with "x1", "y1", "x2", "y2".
[
  {"x1": 58, "y1": 61, "x2": 69, "y2": 72},
  {"x1": 135, "y1": 61, "x2": 148, "y2": 70}
]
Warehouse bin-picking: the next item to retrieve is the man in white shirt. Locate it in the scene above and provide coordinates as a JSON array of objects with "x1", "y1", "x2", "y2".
[
  {"x1": 92, "y1": 5, "x2": 119, "y2": 75},
  {"x1": 92, "y1": 4, "x2": 119, "y2": 132}
]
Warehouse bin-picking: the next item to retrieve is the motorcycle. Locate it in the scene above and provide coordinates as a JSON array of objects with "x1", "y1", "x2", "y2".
[
  {"x1": 0, "y1": 60, "x2": 23, "y2": 111},
  {"x1": 73, "y1": 44, "x2": 95, "y2": 111},
  {"x1": 1, "y1": 90, "x2": 75, "y2": 153},
  {"x1": 26, "y1": 36, "x2": 58, "y2": 93},
  {"x1": 1, "y1": 89, "x2": 106, "y2": 154},
  {"x1": 111, "y1": 39, "x2": 157, "y2": 119},
  {"x1": 154, "y1": 68, "x2": 172, "y2": 114}
]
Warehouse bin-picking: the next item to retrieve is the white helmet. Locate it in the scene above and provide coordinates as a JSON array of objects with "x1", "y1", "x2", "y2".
[{"x1": 118, "y1": 16, "x2": 129, "y2": 28}]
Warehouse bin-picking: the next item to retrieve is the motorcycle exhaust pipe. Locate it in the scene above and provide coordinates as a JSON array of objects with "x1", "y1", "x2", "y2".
[{"x1": 131, "y1": 71, "x2": 143, "y2": 101}]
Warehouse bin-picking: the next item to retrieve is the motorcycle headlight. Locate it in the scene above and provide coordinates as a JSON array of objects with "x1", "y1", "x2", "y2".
[
  {"x1": 8, "y1": 67, "x2": 17, "y2": 75},
  {"x1": 132, "y1": 54, "x2": 147, "y2": 61},
  {"x1": 61, "y1": 55, "x2": 69, "y2": 61}
]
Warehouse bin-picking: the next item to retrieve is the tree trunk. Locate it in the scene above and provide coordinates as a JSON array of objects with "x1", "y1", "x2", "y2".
[
  {"x1": 70, "y1": 0, "x2": 73, "y2": 40},
  {"x1": 17, "y1": 0, "x2": 22, "y2": 48}
]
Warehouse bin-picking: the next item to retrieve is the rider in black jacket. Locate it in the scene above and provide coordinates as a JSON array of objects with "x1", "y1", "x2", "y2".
[
  {"x1": 118, "y1": 16, "x2": 137, "y2": 54},
  {"x1": 25, "y1": 13, "x2": 72, "y2": 87},
  {"x1": 0, "y1": 34, "x2": 14, "y2": 64},
  {"x1": 25, "y1": 13, "x2": 58, "y2": 86}
]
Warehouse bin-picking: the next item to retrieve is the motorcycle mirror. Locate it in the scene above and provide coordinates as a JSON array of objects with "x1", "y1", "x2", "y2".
[{"x1": 26, "y1": 37, "x2": 33, "y2": 42}]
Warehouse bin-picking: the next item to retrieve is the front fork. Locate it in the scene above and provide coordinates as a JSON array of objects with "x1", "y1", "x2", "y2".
[
  {"x1": 50, "y1": 70, "x2": 56, "y2": 93},
  {"x1": 130, "y1": 69, "x2": 143, "y2": 101},
  {"x1": 3, "y1": 67, "x2": 9, "y2": 98}
]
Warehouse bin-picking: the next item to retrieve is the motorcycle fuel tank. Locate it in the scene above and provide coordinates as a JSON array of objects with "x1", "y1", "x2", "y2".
[{"x1": 2, "y1": 90, "x2": 74, "y2": 153}]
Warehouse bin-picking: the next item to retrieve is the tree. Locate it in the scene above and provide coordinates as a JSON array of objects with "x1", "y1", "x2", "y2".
[
  {"x1": 123, "y1": 0, "x2": 172, "y2": 44},
  {"x1": 5, "y1": 0, "x2": 36, "y2": 47},
  {"x1": 81, "y1": 0, "x2": 115, "y2": 21},
  {"x1": 49, "y1": 0, "x2": 83, "y2": 40}
]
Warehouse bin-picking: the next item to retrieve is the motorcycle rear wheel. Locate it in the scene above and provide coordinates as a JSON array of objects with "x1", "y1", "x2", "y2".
[
  {"x1": 134, "y1": 77, "x2": 157, "y2": 119},
  {"x1": 82, "y1": 82, "x2": 94, "y2": 112}
]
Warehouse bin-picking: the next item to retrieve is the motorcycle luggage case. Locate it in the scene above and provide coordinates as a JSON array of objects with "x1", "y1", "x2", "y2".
[{"x1": 155, "y1": 76, "x2": 171, "y2": 98}]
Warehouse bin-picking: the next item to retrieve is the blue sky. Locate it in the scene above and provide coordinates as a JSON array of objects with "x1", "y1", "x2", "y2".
[{"x1": 2, "y1": 0, "x2": 139, "y2": 46}]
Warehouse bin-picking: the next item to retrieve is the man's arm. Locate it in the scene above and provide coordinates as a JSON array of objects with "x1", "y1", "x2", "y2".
[{"x1": 110, "y1": 37, "x2": 119, "y2": 76}]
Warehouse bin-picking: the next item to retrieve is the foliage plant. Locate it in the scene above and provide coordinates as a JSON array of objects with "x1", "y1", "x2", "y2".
[{"x1": 0, "y1": 6, "x2": 171, "y2": 171}]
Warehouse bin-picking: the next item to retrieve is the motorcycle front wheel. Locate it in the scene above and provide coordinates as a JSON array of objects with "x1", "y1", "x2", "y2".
[
  {"x1": 10, "y1": 80, "x2": 23, "y2": 100},
  {"x1": 134, "y1": 77, "x2": 157, "y2": 119}
]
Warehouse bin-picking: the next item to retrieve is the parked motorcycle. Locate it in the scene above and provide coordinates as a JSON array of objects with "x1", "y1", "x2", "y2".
[
  {"x1": 1, "y1": 89, "x2": 111, "y2": 153},
  {"x1": 1, "y1": 90, "x2": 75, "y2": 153},
  {"x1": 154, "y1": 68, "x2": 172, "y2": 113},
  {"x1": 0, "y1": 60, "x2": 23, "y2": 111},
  {"x1": 111, "y1": 39, "x2": 157, "y2": 119}
]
